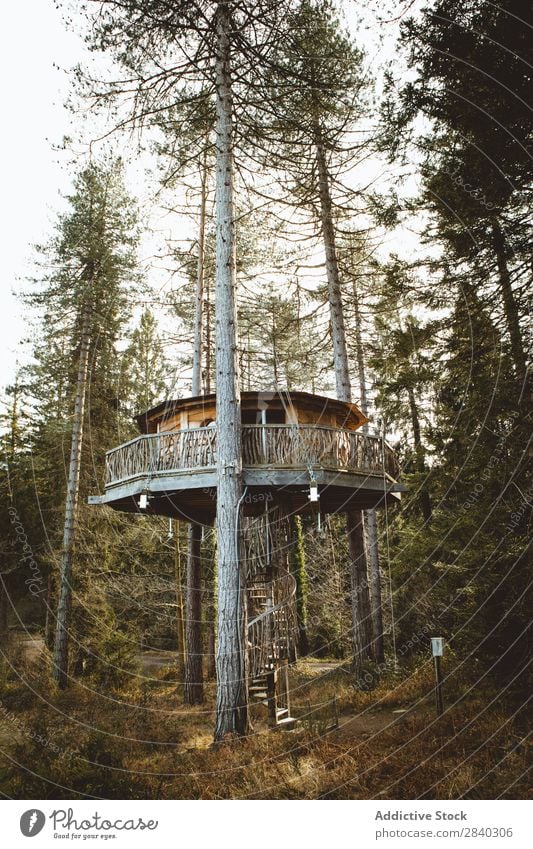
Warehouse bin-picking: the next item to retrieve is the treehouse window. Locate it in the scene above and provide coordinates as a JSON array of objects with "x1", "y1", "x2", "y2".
[{"x1": 241, "y1": 409, "x2": 285, "y2": 424}]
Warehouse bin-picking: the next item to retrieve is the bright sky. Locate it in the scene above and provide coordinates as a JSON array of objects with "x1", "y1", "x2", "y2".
[
  {"x1": 0, "y1": 2, "x2": 82, "y2": 381},
  {"x1": 0, "y1": 0, "x2": 421, "y2": 392}
]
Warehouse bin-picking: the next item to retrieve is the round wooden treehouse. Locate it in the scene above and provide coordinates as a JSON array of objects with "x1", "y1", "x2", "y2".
[{"x1": 90, "y1": 390, "x2": 403, "y2": 728}]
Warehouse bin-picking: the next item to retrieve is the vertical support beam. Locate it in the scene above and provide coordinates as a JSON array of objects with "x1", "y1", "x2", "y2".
[
  {"x1": 291, "y1": 515, "x2": 309, "y2": 657},
  {"x1": 206, "y1": 533, "x2": 217, "y2": 680},
  {"x1": 282, "y1": 658, "x2": 290, "y2": 718},
  {"x1": 352, "y1": 275, "x2": 385, "y2": 664},
  {"x1": 434, "y1": 656, "x2": 444, "y2": 716},
  {"x1": 174, "y1": 520, "x2": 186, "y2": 671},
  {"x1": 346, "y1": 510, "x2": 373, "y2": 676},
  {"x1": 260, "y1": 408, "x2": 268, "y2": 462},
  {"x1": 266, "y1": 669, "x2": 277, "y2": 727},
  {"x1": 366, "y1": 508, "x2": 384, "y2": 664},
  {"x1": 184, "y1": 523, "x2": 203, "y2": 703}
]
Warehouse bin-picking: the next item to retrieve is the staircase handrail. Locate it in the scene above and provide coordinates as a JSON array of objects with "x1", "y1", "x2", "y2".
[{"x1": 247, "y1": 572, "x2": 297, "y2": 629}]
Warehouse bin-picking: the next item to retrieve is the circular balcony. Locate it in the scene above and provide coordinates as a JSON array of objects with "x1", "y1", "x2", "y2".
[{"x1": 90, "y1": 424, "x2": 404, "y2": 522}]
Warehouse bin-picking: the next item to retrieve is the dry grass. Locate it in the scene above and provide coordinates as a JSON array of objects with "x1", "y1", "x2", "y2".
[{"x1": 0, "y1": 653, "x2": 529, "y2": 800}]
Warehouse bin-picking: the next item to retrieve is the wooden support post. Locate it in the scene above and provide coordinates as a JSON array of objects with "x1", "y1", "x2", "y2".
[
  {"x1": 283, "y1": 658, "x2": 290, "y2": 718},
  {"x1": 266, "y1": 669, "x2": 277, "y2": 727},
  {"x1": 434, "y1": 656, "x2": 444, "y2": 717},
  {"x1": 184, "y1": 523, "x2": 204, "y2": 704},
  {"x1": 431, "y1": 637, "x2": 444, "y2": 717}
]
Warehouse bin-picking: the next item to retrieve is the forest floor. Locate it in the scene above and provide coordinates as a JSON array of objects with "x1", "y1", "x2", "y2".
[{"x1": 0, "y1": 636, "x2": 529, "y2": 799}]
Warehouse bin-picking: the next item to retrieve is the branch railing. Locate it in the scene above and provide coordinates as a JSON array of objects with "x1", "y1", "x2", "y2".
[{"x1": 105, "y1": 424, "x2": 399, "y2": 487}]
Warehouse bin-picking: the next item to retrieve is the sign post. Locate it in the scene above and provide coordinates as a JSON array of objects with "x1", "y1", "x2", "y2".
[{"x1": 431, "y1": 637, "x2": 444, "y2": 716}]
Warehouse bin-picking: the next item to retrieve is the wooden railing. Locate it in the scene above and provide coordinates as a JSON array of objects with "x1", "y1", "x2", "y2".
[
  {"x1": 104, "y1": 424, "x2": 399, "y2": 487},
  {"x1": 247, "y1": 573, "x2": 298, "y2": 680}
]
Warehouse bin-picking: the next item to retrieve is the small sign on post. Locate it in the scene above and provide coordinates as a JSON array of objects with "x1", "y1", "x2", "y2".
[
  {"x1": 431, "y1": 636, "x2": 445, "y2": 716},
  {"x1": 431, "y1": 637, "x2": 444, "y2": 657}
]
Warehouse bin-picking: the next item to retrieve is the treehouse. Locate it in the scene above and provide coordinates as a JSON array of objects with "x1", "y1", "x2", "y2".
[
  {"x1": 89, "y1": 389, "x2": 403, "y2": 728},
  {"x1": 89, "y1": 390, "x2": 404, "y2": 522}
]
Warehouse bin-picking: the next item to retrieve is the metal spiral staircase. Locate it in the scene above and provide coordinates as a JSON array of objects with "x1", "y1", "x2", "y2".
[{"x1": 247, "y1": 572, "x2": 299, "y2": 729}]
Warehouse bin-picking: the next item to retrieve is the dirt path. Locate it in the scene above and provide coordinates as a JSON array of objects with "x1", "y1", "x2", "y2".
[
  {"x1": 5, "y1": 633, "x2": 179, "y2": 676},
  {"x1": 335, "y1": 707, "x2": 413, "y2": 740},
  {"x1": 135, "y1": 650, "x2": 179, "y2": 673},
  {"x1": 2, "y1": 643, "x2": 418, "y2": 742}
]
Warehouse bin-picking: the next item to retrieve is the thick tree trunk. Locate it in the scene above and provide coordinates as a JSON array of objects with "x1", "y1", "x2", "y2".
[
  {"x1": 407, "y1": 385, "x2": 432, "y2": 523},
  {"x1": 174, "y1": 520, "x2": 186, "y2": 671},
  {"x1": 346, "y1": 511, "x2": 372, "y2": 673},
  {"x1": 183, "y1": 524, "x2": 204, "y2": 703},
  {"x1": 183, "y1": 151, "x2": 209, "y2": 704},
  {"x1": 365, "y1": 509, "x2": 384, "y2": 663},
  {"x1": 316, "y1": 135, "x2": 351, "y2": 400},
  {"x1": 315, "y1": 130, "x2": 371, "y2": 674},
  {"x1": 205, "y1": 279, "x2": 212, "y2": 395},
  {"x1": 192, "y1": 151, "x2": 208, "y2": 397},
  {"x1": 353, "y1": 279, "x2": 384, "y2": 664},
  {"x1": 206, "y1": 534, "x2": 217, "y2": 679},
  {"x1": 214, "y1": 2, "x2": 249, "y2": 740},
  {"x1": 53, "y1": 308, "x2": 91, "y2": 688},
  {"x1": 491, "y1": 219, "x2": 527, "y2": 385}
]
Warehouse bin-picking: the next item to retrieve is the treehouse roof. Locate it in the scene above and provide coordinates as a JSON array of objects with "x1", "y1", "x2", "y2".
[{"x1": 135, "y1": 390, "x2": 368, "y2": 434}]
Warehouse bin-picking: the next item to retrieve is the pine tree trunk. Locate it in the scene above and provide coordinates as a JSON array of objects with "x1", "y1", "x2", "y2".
[
  {"x1": 205, "y1": 280, "x2": 212, "y2": 395},
  {"x1": 192, "y1": 150, "x2": 208, "y2": 397},
  {"x1": 214, "y1": 1, "x2": 249, "y2": 741},
  {"x1": 315, "y1": 129, "x2": 371, "y2": 674},
  {"x1": 183, "y1": 151, "x2": 209, "y2": 705},
  {"x1": 346, "y1": 511, "x2": 372, "y2": 673},
  {"x1": 174, "y1": 520, "x2": 186, "y2": 671},
  {"x1": 315, "y1": 134, "x2": 351, "y2": 400},
  {"x1": 353, "y1": 278, "x2": 384, "y2": 664},
  {"x1": 491, "y1": 218, "x2": 527, "y2": 385},
  {"x1": 206, "y1": 535, "x2": 217, "y2": 680},
  {"x1": 407, "y1": 385, "x2": 432, "y2": 522},
  {"x1": 53, "y1": 308, "x2": 91, "y2": 688},
  {"x1": 365, "y1": 508, "x2": 384, "y2": 663},
  {"x1": 183, "y1": 524, "x2": 204, "y2": 703}
]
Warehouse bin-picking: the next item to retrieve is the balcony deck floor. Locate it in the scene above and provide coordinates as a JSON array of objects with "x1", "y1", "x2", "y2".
[{"x1": 89, "y1": 465, "x2": 405, "y2": 523}]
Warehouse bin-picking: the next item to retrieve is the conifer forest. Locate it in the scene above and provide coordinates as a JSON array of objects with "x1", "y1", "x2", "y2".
[{"x1": 0, "y1": 0, "x2": 530, "y2": 803}]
